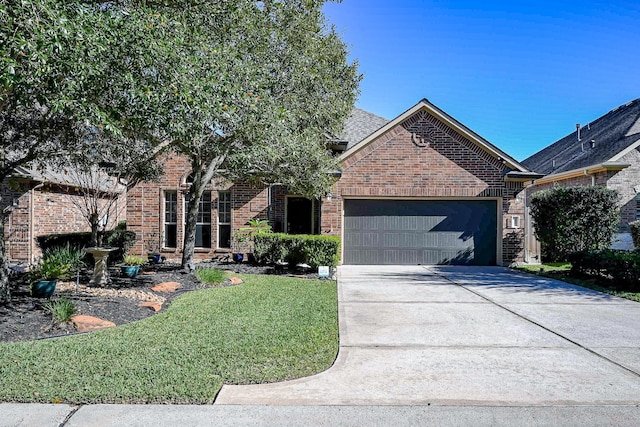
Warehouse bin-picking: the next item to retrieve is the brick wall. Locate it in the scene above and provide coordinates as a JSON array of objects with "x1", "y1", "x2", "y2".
[
  {"x1": 609, "y1": 149, "x2": 640, "y2": 231},
  {"x1": 3, "y1": 179, "x2": 125, "y2": 264},
  {"x1": 321, "y1": 108, "x2": 526, "y2": 265},
  {"x1": 126, "y1": 153, "x2": 276, "y2": 263}
]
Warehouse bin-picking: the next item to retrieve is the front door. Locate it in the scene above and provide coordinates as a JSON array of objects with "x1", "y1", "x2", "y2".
[{"x1": 287, "y1": 197, "x2": 313, "y2": 234}]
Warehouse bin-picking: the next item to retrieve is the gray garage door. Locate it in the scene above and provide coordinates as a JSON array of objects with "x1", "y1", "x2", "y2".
[{"x1": 344, "y1": 199, "x2": 497, "y2": 265}]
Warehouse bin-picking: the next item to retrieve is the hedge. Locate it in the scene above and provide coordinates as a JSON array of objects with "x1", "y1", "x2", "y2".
[
  {"x1": 36, "y1": 228, "x2": 136, "y2": 264},
  {"x1": 253, "y1": 234, "x2": 340, "y2": 268},
  {"x1": 569, "y1": 249, "x2": 640, "y2": 292},
  {"x1": 530, "y1": 186, "x2": 619, "y2": 261}
]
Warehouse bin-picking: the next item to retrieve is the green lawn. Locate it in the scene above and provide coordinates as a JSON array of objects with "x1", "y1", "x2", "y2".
[
  {"x1": 0, "y1": 274, "x2": 338, "y2": 404},
  {"x1": 514, "y1": 263, "x2": 640, "y2": 303}
]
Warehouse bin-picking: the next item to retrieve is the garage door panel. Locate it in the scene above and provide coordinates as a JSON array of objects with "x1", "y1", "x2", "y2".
[{"x1": 344, "y1": 200, "x2": 497, "y2": 265}]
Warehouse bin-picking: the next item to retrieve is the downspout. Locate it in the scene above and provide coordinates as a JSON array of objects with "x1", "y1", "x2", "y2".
[
  {"x1": 29, "y1": 182, "x2": 45, "y2": 264},
  {"x1": 584, "y1": 170, "x2": 595, "y2": 186}
]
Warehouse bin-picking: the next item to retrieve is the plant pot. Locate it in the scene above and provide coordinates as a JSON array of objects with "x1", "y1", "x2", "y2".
[
  {"x1": 31, "y1": 279, "x2": 58, "y2": 298},
  {"x1": 148, "y1": 253, "x2": 162, "y2": 264},
  {"x1": 232, "y1": 253, "x2": 244, "y2": 263},
  {"x1": 121, "y1": 265, "x2": 140, "y2": 278}
]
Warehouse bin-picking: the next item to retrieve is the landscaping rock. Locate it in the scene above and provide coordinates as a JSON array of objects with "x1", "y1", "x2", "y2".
[
  {"x1": 138, "y1": 301, "x2": 162, "y2": 312},
  {"x1": 151, "y1": 282, "x2": 181, "y2": 293},
  {"x1": 229, "y1": 276, "x2": 244, "y2": 285},
  {"x1": 71, "y1": 315, "x2": 116, "y2": 332}
]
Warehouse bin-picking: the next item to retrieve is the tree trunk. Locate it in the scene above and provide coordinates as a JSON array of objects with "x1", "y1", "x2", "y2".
[
  {"x1": 181, "y1": 156, "x2": 226, "y2": 270},
  {"x1": 181, "y1": 168, "x2": 205, "y2": 270},
  {"x1": 0, "y1": 210, "x2": 10, "y2": 304},
  {"x1": 89, "y1": 213, "x2": 100, "y2": 247}
]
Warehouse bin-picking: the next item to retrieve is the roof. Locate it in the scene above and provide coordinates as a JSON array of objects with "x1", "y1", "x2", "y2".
[
  {"x1": 522, "y1": 98, "x2": 640, "y2": 175},
  {"x1": 338, "y1": 108, "x2": 389, "y2": 150},
  {"x1": 11, "y1": 164, "x2": 124, "y2": 193},
  {"x1": 341, "y1": 98, "x2": 530, "y2": 172}
]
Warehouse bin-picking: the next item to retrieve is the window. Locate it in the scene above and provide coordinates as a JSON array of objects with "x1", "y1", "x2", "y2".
[
  {"x1": 510, "y1": 216, "x2": 521, "y2": 229},
  {"x1": 636, "y1": 194, "x2": 640, "y2": 220},
  {"x1": 164, "y1": 191, "x2": 178, "y2": 248},
  {"x1": 218, "y1": 191, "x2": 231, "y2": 248},
  {"x1": 195, "y1": 192, "x2": 212, "y2": 248}
]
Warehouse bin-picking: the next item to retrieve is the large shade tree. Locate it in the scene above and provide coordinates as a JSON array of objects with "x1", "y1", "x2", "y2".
[
  {"x1": 110, "y1": 0, "x2": 361, "y2": 269},
  {"x1": 0, "y1": 0, "x2": 359, "y2": 303}
]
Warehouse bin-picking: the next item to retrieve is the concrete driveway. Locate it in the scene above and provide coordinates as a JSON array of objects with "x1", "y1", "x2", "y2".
[{"x1": 216, "y1": 265, "x2": 640, "y2": 406}]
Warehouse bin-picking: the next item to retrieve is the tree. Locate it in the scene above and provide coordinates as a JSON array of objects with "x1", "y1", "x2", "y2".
[
  {"x1": 130, "y1": 0, "x2": 361, "y2": 269},
  {"x1": 0, "y1": 0, "x2": 359, "y2": 304},
  {"x1": 529, "y1": 186, "x2": 620, "y2": 261},
  {"x1": 59, "y1": 139, "x2": 161, "y2": 248},
  {"x1": 0, "y1": 1, "x2": 163, "y2": 302}
]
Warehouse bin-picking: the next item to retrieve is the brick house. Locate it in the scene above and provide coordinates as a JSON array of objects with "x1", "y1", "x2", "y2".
[
  {"x1": 522, "y1": 98, "x2": 640, "y2": 256},
  {"x1": 2, "y1": 166, "x2": 126, "y2": 265},
  {"x1": 127, "y1": 99, "x2": 539, "y2": 266}
]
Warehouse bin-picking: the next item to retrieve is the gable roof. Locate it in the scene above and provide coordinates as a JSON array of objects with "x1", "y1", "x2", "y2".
[
  {"x1": 341, "y1": 98, "x2": 530, "y2": 173},
  {"x1": 522, "y1": 98, "x2": 640, "y2": 175}
]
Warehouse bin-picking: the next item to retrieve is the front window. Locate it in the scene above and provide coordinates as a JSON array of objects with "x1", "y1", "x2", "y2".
[
  {"x1": 164, "y1": 191, "x2": 178, "y2": 248},
  {"x1": 218, "y1": 191, "x2": 231, "y2": 248},
  {"x1": 196, "y1": 192, "x2": 212, "y2": 248}
]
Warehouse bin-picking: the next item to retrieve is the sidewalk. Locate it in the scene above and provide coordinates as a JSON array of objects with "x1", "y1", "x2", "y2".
[{"x1": 3, "y1": 403, "x2": 640, "y2": 427}]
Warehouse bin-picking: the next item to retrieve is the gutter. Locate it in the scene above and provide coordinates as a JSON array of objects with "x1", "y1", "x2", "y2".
[{"x1": 531, "y1": 162, "x2": 631, "y2": 186}]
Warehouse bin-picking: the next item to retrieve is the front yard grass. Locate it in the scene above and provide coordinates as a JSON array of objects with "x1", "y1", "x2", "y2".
[
  {"x1": 514, "y1": 262, "x2": 640, "y2": 303},
  {"x1": 0, "y1": 274, "x2": 338, "y2": 404}
]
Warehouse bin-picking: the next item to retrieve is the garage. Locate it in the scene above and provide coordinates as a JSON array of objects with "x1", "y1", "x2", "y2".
[{"x1": 343, "y1": 199, "x2": 498, "y2": 265}]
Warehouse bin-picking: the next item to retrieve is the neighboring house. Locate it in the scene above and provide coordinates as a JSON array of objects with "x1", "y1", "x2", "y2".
[
  {"x1": 2, "y1": 166, "x2": 125, "y2": 264},
  {"x1": 127, "y1": 99, "x2": 539, "y2": 266},
  {"x1": 522, "y1": 98, "x2": 640, "y2": 253}
]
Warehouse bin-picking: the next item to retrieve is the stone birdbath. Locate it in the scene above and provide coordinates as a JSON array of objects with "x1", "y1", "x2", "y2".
[{"x1": 85, "y1": 247, "x2": 117, "y2": 287}]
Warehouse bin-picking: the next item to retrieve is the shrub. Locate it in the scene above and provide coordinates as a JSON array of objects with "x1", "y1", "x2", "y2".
[
  {"x1": 569, "y1": 249, "x2": 640, "y2": 292},
  {"x1": 630, "y1": 220, "x2": 640, "y2": 249},
  {"x1": 105, "y1": 228, "x2": 136, "y2": 263},
  {"x1": 254, "y1": 234, "x2": 340, "y2": 268},
  {"x1": 30, "y1": 245, "x2": 85, "y2": 282},
  {"x1": 44, "y1": 297, "x2": 76, "y2": 323},
  {"x1": 530, "y1": 186, "x2": 619, "y2": 261},
  {"x1": 36, "y1": 228, "x2": 136, "y2": 265},
  {"x1": 195, "y1": 268, "x2": 226, "y2": 284},
  {"x1": 123, "y1": 255, "x2": 147, "y2": 266}
]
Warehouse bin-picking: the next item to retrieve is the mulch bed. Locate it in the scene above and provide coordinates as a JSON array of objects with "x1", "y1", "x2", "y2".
[{"x1": 0, "y1": 261, "x2": 315, "y2": 343}]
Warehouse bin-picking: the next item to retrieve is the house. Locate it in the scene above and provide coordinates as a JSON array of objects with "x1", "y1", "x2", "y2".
[
  {"x1": 522, "y1": 98, "x2": 640, "y2": 253},
  {"x1": 2, "y1": 166, "x2": 125, "y2": 265},
  {"x1": 127, "y1": 98, "x2": 539, "y2": 266}
]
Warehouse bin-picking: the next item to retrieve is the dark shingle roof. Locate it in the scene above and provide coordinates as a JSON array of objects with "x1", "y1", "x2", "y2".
[
  {"x1": 339, "y1": 108, "x2": 389, "y2": 149},
  {"x1": 522, "y1": 98, "x2": 640, "y2": 174}
]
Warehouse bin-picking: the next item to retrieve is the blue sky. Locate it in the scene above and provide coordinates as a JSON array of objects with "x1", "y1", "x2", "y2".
[{"x1": 322, "y1": 0, "x2": 640, "y2": 161}]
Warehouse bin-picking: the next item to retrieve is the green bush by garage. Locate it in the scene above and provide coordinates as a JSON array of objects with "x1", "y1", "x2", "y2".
[
  {"x1": 254, "y1": 234, "x2": 340, "y2": 268},
  {"x1": 530, "y1": 186, "x2": 619, "y2": 262}
]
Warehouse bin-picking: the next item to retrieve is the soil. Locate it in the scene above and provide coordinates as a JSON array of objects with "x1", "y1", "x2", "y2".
[{"x1": 0, "y1": 261, "x2": 318, "y2": 343}]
